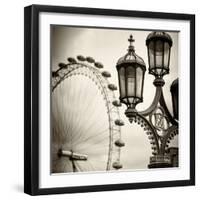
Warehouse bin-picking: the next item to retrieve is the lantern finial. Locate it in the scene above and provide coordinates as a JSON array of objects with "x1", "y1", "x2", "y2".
[
  {"x1": 128, "y1": 35, "x2": 135, "y2": 52},
  {"x1": 128, "y1": 35, "x2": 135, "y2": 45}
]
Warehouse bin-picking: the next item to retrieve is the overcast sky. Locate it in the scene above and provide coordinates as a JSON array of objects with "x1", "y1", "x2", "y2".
[{"x1": 51, "y1": 26, "x2": 178, "y2": 172}]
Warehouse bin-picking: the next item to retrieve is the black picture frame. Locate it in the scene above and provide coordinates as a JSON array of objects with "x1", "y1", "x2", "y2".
[{"x1": 24, "y1": 4, "x2": 195, "y2": 196}]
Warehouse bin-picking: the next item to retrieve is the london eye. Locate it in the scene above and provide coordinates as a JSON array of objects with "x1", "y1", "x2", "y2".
[{"x1": 51, "y1": 55, "x2": 125, "y2": 173}]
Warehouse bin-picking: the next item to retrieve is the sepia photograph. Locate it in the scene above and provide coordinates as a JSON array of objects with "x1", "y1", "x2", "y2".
[{"x1": 51, "y1": 26, "x2": 179, "y2": 174}]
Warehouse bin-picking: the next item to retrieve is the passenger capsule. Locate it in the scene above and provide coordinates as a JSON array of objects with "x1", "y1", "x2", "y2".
[
  {"x1": 150, "y1": 141, "x2": 155, "y2": 145},
  {"x1": 151, "y1": 144, "x2": 157, "y2": 148},
  {"x1": 112, "y1": 100, "x2": 122, "y2": 107},
  {"x1": 52, "y1": 71, "x2": 59, "y2": 77},
  {"x1": 170, "y1": 132, "x2": 174, "y2": 137},
  {"x1": 77, "y1": 55, "x2": 86, "y2": 61},
  {"x1": 112, "y1": 162, "x2": 123, "y2": 169},
  {"x1": 115, "y1": 119, "x2": 125, "y2": 126},
  {"x1": 86, "y1": 56, "x2": 95, "y2": 63},
  {"x1": 101, "y1": 71, "x2": 111, "y2": 78},
  {"x1": 115, "y1": 139, "x2": 125, "y2": 147},
  {"x1": 148, "y1": 135, "x2": 154, "y2": 140},
  {"x1": 94, "y1": 62, "x2": 103, "y2": 68},
  {"x1": 108, "y1": 84, "x2": 117, "y2": 91},
  {"x1": 58, "y1": 62, "x2": 67, "y2": 68},
  {"x1": 67, "y1": 57, "x2": 77, "y2": 63}
]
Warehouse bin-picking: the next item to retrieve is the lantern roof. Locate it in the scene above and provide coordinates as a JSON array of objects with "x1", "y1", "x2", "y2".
[
  {"x1": 116, "y1": 35, "x2": 146, "y2": 68},
  {"x1": 146, "y1": 31, "x2": 173, "y2": 46}
]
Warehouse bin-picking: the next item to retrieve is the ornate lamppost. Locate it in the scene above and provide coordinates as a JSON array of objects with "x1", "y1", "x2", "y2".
[{"x1": 116, "y1": 32, "x2": 178, "y2": 168}]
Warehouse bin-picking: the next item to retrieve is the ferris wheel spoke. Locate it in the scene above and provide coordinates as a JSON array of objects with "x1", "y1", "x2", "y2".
[
  {"x1": 66, "y1": 160, "x2": 74, "y2": 172},
  {"x1": 71, "y1": 119, "x2": 108, "y2": 147},
  {"x1": 86, "y1": 160, "x2": 96, "y2": 171},
  {"x1": 72, "y1": 78, "x2": 92, "y2": 134},
  {"x1": 74, "y1": 128, "x2": 109, "y2": 146},
  {"x1": 75, "y1": 128, "x2": 109, "y2": 145},
  {"x1": 73, "y1": 140, "x2": 108, "y2": 153},
  {"x1": 75, "y1": 137, "x2": 110, "y2": 153},
  {"x1": 70, "y1": 116, "x2": 108, "y2": 148},
  {"x1": 73, "y1": 121, "x2": 108, "y2": 146},
  {"x1": 66, "y1": 77, "x2": 100, "y2": 146}
]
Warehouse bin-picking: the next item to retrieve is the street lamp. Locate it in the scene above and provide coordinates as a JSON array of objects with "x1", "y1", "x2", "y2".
[
  {"x1": 116, "y1": 32, "x2": 178, "y2": 168},
  {"x1": 116, "y1": 35, "x2": 146, "y2": 123}
]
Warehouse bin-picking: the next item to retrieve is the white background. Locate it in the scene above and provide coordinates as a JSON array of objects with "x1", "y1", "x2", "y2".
[{"x1": 0, "y1": 0, "x2": 199, "y2": 199}]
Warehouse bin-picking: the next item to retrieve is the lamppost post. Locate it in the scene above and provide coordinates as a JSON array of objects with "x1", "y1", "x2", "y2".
[{"x1": 116, "y1": 32, "x2": 179, "y2": 168}]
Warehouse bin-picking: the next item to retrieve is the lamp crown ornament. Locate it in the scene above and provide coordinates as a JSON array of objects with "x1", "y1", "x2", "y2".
[
  {"x1": 128, "y1": 34, "x2": 135, "y2": 52},
  {"x1": 116, "y1": 35, "x2": 146, "y2": 67},
  {"x1": 146, "y1": 32, "x2": 173, "y2": 46}
]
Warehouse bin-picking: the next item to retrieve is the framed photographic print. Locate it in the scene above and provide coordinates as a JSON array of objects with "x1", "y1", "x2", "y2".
[{"x1": 24, "y1": 4, "x2": 195, "y2": 195}]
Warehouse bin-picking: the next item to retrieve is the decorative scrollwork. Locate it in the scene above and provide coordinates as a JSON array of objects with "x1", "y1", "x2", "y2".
[
  {"x1": 160, "y1": 126, "x2": 178, "y2": 153},
  {"x1": 150, "y1": 106, "x2": 169, "y2": 137},
  {"x1": 131, "y1": 113, "x2": 160, "y2": 155}
]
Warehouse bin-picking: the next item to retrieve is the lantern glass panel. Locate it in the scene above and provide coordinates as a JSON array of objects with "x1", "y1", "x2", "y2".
[
  {"x1": 148, "y1": 41, "x2": 155, "y2": 69},
  {"x1": 119, "y1": 67, "x2": 126, "y2": 100},
  {"x1": 164, "y1": 42, "x2": 170, "y2": 69},
  {"x1": 126, "y1": 66, "x2": 136, "y2": 104},
  {"x1": 136, "y1": 66, "x2": 143, "y2": 98},
  {"x1": 155, "y1": 40, "x2": 163, "y2": 68}
]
